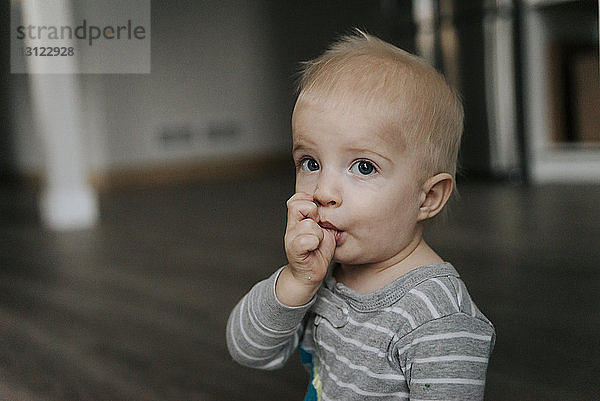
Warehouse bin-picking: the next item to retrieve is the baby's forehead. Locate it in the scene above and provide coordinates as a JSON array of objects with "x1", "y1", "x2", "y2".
[{"x1": 292, "y1": 98, "x2": 408, "y2": 153}]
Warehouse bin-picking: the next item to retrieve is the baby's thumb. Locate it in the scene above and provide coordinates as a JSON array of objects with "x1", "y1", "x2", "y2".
[{"x1": 319, "y1": 229, "x2": 336, "y2": 265}]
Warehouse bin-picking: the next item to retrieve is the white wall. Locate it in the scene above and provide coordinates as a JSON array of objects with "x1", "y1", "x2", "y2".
[
  {"x1": 11, "y1": 0, "x2": 289, "y2": 177},
  {"x1": 521, "y1": 0, "x2": 600, "y2": 183}
]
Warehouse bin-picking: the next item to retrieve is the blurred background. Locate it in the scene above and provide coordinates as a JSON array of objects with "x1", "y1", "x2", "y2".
[{"x1": 1, "y1": 0, "x2": 598, "y2": 400}]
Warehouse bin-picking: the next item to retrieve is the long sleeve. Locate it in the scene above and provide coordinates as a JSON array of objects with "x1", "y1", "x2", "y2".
[
  {"x1": 226, "y1": 268, "x2": 314, "y2": 370},
  {"x1": 395, "y1": 313, "x2": 495, "y2": 400}
]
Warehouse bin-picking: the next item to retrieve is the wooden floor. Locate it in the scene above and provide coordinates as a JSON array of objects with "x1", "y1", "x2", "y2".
[{"x1": 1, "y1": 166, "x2": 599, "y2": 400}]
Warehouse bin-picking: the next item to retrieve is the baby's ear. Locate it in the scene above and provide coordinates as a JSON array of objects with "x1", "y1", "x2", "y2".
[{"x1": 417, "y1": 173, "x2": 453, "y2": 221}]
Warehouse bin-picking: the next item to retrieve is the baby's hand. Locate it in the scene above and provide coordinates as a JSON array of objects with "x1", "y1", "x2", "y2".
[
  {"x1": 285, "y1": 192, "x2": 336, "y2": 281},
  {"x1": 276, "y1": 193, "x2": 336, "y2": 306}
]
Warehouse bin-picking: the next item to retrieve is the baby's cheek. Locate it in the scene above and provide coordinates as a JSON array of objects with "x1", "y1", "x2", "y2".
[{"x1": 295, "y1": 176, "x2": 315, "y2": 194}]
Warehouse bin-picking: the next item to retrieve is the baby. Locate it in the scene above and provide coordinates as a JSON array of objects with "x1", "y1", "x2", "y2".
[{"x1": 227, "y1": 31, "x2": 495, "y2": 400}]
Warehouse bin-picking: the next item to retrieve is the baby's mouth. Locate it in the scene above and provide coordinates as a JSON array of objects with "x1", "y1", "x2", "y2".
[
  {"x1": 318, "y1": 221, "x2": 338, "y2": 231},
  {"x1": 318, "y1": 221, "x2": 343, "y2": 243}
]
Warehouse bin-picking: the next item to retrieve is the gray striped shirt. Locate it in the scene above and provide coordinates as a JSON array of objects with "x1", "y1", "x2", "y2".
[{"x1": 227, "y1": 263, "x2": 495, "y2": 400}]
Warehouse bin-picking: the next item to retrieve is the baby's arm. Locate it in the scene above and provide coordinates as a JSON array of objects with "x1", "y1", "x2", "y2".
[
  {"x1": 227, "y1": 193, "x2": 335, "y2": 368},
  {"x1": 277, "y1": 192, "x2": 336, "y2": 306},
  {"x1": 396, "y1": 314, "x2": 495, "y2": 400},
  {"x1": 226, "y1": 268, "x2": 311, "y2": 369}
]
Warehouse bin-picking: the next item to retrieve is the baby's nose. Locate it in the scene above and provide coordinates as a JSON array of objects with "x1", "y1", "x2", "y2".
[{"x1": 313, "y1": 179, "x2": 340, "y2": 207}]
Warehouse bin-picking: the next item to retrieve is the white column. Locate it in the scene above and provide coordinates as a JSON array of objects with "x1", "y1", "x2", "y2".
[
  {"x1": 21, "y1": 0, "x2": 99, "y2": 230},
  {"x1": 483, "y1": 0, "x2": 520, "y2": 175},
  {"x1": 413, "y1": 0, "x2": 437, "y2": 65}
]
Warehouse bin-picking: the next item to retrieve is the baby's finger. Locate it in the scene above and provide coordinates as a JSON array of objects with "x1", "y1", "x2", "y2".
[
  {"x1": 285, "y1": 218, "x2": 322, "y2": 250},
  {"x1": 286, "y1": 193, "x2": 318, "y2": 223},
  {"x1": 288, "y1": 233, "x2": 321, "y2": 257},
  {"x1": 296, "y1": 218, "x2": 324, "y2": 240},
  {"x1": 287, "y1": 192, "x2": 313, "y2": 203}
]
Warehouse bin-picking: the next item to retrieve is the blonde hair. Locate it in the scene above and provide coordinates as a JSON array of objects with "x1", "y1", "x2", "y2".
[{"x1": 295, "y1": 30, "x2": 463, "y2": 184}]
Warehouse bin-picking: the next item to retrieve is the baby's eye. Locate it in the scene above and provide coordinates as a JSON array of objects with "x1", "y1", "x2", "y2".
[
  {"x1": 351, "y1": 160, "x2": 376, "y2": 176},
  {"x1": 300, "y1": 158, "x2": 320, "y2": 172}
]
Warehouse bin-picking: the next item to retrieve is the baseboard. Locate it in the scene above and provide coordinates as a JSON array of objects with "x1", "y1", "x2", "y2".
[
  {"x1": 90, "y1": 152, "x2": 292, "y2": 191},
  {"x1": 12, "y1": 152, "x2": 293, "y2": 192}
]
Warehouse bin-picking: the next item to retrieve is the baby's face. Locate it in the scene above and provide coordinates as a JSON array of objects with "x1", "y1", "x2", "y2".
[{"x1": 291, "y1": 99, "x2": 425, "y2": 268}]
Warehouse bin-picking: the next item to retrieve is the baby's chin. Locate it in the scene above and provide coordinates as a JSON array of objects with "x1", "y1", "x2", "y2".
[
  {"x1": 331, "y1": 250, "x2": 357, "y2": 266},
  {"x1": 331, "y1": 249, "x2": 385, "y2": 268}
]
